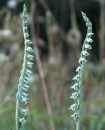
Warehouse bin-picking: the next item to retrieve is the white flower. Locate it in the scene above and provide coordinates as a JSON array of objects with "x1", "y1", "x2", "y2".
[
  {"x1": 71, "y1": 83, "x2": 81, "y2": 90},
  {"x1": 27, "y1": 54, "x2": 34, "y2": 60},
  {"x1": 82, "y1": 51, "x2": 90, "y2": 56},
  {"x1": 69, "y1": 103, "x2": 78, "y2": 111},
  {"x1": 23, "y1": 84, "x2": 30, "y2": 91},
  {"x1": 21, "y1": 96, "x2": 28, "y2": 105},
  {"x1": 71, "y1": 113, "x2": 80, "y2": 122},
  {"x1": 27, "y1": 47, "x2": 33, "y2": 52},
  {"x1": 24, "y1": 33, "x2": 29, "y2": 38},
  {"x1": 70, "y1": 92, "x2": 79, "y2": 99},
  {"x1": 72, "y1": 74, "x2": 81, "y2": 81},
  {"x1": 87, "y1": 33, "x2": 94, "y2": 37},
  {"x1": 86, "y1": 38, "x2": 93, "y2": 43},
  {"x1": 25, "y1": 40, "x2": 33, "y2": 44},
  {"x1": 25, "y1": 69, "x2": 33, "y2": 76},
  {"x1": 20, "y1": 108, "x2": 28, "y2": 116},
  {"x1": 85, "y1": 44, "x2": 92, "y2": 49},
  {"x1": 24, "y1": 76, "x2": 29, "y2": 84},
  {"x1": 76, "y1": 66, "x2": 83, "y2": 73},
  {"x1": 78, "y1": 58, "x2": 87, "y2": 65},
  {"x1": 22, "y1": 92, "x2": 28, "y2": 98},
  {"x1": 27, "y1": 61, "x2": 33, "y2": 68},
  {"x1": 20, "y1": 117, "x2": 27, "y2": 124}
]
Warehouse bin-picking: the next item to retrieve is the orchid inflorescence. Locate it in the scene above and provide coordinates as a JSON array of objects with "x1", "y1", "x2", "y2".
[
  {"x1": 69, "y1": 12, "x2": 93, "y2": 129},
  {"x1": 16, "y1": 4, "x2": 34, "y2": 130}
]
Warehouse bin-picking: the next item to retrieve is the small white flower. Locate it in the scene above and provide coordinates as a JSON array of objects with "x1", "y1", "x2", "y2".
[
  {"x1": 70, "y1": 92, "x2": 79, "y2": 99},
  {"x1": 72, "y1": 74, "x2": 81, "y2": 81},
  {"x1": 71, "y1": 113, "x2": 80, "y2": 122},
  {"x1": 21, "y1": 108, "x2": 28, "y2": 116},
  {"x1": 24, "y1": 33, "x2": 29, "y2": 38},
  {"x1": 25, "y1": 69, "x2": 33, "y2": 76},
  {"x1": 76, "y1": 66, "x2": 83, "y2": 73},
  {"x1": 27, "y1": 47, "x2": 33, "y2": 52},
  {"x1": 87, "y1": 33, "x2": 94, "y2": 37},
  {"x1": 20, "y1": 117, "x2": 27, "y2": 124},
  {"x1": 21, "y1": 96, "x2": 28, "y2": 104},
  {"x1": 86, "y1": 38, "x2": 93, "y2": 43},
  {"x1": 23, "y1": 84, "x2": 30, "y2": 91},
  {"x1": 24, "y1": 76, "x2": 29, "y2": 84},
  {"x1": 27, "y1": 54, "x2": 34, "y2": 60},
  {"x1": 27, "y1": 61, "x2": 33, "y2": 68},
  {"x1": 25, "y1": 39, "x2": 33, "y2": 44},
  {"x1": 78, "y1": 58, "x2": 87, "y2": 65},
  {"x1": 69, "y1": 103, "x2": 78, "y2": 111},
  {"x1": 71, "y1": 83, "x2": 81, "y2": 90},
  {"x1": 82, "y1": 51, "x2": 90, "y2": 56},
  {"x1": 85, "y1": 44, "x2": 92, "y2": 49},
  {"x1": 22, "y1": 92, "x2": 28, "y2": 97}
]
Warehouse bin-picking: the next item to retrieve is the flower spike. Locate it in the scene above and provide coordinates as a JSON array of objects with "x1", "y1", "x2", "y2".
[
  {"x1": 70, "y1": 12, "x2": 93, "y2": 129},
  {"x1": 16, "y1": 4, "x2": 34, "y2": 130}
]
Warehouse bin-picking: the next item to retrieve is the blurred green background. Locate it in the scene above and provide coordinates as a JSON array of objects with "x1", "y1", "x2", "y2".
[{"x1": 0, "y1": 0, "x2": 105, "y2": 130}]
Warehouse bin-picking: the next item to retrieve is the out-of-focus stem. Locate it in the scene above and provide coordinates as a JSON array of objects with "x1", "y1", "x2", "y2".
[
  {"x1": 30, "y1": 1, "x2": 55, "y2": 130},
  {"x1": 69, "y1": 0, "x2": 78, "y2": 29},
  {"x1": 99, "y1": 0, "x2": 105, "y2": 61}
]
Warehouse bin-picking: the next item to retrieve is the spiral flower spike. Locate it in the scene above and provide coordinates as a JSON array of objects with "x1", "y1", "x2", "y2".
[
  {"x1": 69, "y1": 12, "x2": 93, "y2": 130},
  {"x1": 15, "y1": 4, "x2": 34, "y2": 130}
]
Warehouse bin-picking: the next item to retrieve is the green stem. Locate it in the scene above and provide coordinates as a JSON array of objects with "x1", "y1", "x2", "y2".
[{"x1": 76, "y1": 122, "x2": 80, "y2": 130}]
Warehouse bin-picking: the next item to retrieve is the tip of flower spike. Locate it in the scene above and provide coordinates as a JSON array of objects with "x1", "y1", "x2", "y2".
[
  {"x1": 23, "y1": 4, "x2": 27, "y2": 15},
  {"x1": 81, "y1": 11, "x2": 86, "y2": 16},
  {"x1": 23, "y1": 4, "x2": 26, "y2": 8}
]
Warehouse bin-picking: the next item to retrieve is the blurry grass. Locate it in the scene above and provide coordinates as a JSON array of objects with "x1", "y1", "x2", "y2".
[{"x1": 1, "y1": 93, "x2": 105, "y2": 130}]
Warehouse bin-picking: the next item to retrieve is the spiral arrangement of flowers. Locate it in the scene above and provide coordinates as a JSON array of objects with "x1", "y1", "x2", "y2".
[
  {"x1": 69, "y1": 12, "x2": 94, "y2": 130},
  {"x1": 16, "y1": 4, "x2": 34, "y2": 130}
]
